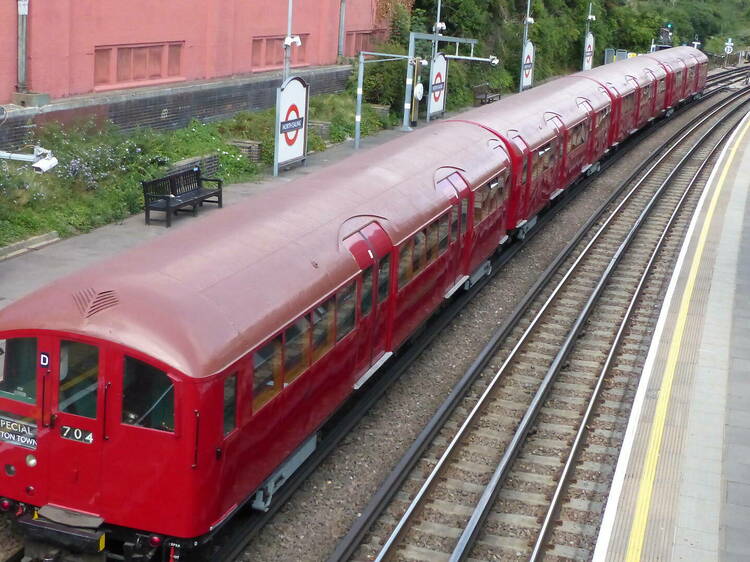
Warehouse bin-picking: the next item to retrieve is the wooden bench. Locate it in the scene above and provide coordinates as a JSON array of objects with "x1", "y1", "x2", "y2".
[
  {"x1": 142, "y1": 168, "x2": 223, "y2": 227},
  {"x1": 472, "y1": 83, "x2": 502, "y2": 105}
]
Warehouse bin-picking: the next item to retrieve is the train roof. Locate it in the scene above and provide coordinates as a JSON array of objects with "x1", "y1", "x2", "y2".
[{"x1": 0, "y1": 120, "x2": 508, "y2": 379}]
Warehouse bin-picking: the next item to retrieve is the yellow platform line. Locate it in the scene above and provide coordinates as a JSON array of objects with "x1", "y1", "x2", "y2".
[{"x1": 625, "y1": 116, "x2": 750, "y2": 561}]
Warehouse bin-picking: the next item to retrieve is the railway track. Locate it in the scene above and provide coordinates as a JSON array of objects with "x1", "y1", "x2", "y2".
[
  {"x1": 706, "y1": 65, "x2": 749, "y2": 90},
  {"x1": 329, "y1": 88, "x2": 750, "y2": 562}
]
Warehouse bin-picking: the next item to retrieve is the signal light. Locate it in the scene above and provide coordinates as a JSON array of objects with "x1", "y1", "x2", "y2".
[
  {"x1": 148, "y1": 535, "x2": 162, "y2": 548},
  {"x1": 0, "y1": 498, "x2": 13, "y2": 512}
]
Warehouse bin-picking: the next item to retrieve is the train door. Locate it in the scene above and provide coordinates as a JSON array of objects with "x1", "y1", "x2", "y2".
[
  {"x1": 576, "y1": 98, "x2": 595, "y2": 171},
  {"x1": 43, "y1": 336, "x2": 104, "y2": 513},
  {"x1": 510, "y1": 133, "x2": 533, "y2": 225},
  {"x1": 344, "y1": 222, "x2": 393, "y2": 383}
]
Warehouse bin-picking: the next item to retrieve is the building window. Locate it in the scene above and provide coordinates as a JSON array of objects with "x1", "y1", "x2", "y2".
[{"x1": 95, "y1": 42, "x2": 183, "y2": 87}]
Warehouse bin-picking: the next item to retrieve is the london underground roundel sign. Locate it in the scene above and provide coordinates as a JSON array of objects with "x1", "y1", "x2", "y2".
[
  {"x1": 521, "y1": 40, "x2": 535, "y2": 90},
  {"x1": 428, "y1": 53, "x2": 448, "y2": 117},
  {"x1": 275, "y1": 76, "x2": 310, "y2": 174},
  {"x1": 583, "y1": 32, "x2": 595, "y2": 71}
]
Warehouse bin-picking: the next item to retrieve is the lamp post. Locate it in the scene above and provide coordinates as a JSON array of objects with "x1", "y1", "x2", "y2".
[
  {"x1": 338, "y1": 0, "x2": 346, "y2": 58},
  {"x1": 284, "y1": 0, "x2": 293, "y2": 81}
]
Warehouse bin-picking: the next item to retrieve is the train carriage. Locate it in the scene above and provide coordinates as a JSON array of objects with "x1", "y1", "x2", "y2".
[{"x1": 0, "y1": 47, "x2": 707, "y2": 560}]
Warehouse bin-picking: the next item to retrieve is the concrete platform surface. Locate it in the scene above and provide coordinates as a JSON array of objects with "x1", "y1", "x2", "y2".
[{"x1": 593, "y1": 111, "x2": 750, "y2": 561}]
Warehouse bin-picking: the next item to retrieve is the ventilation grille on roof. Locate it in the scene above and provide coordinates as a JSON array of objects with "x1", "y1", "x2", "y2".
[{"x1": 73, "y1": 289, "x2": 120, "y2": 318}]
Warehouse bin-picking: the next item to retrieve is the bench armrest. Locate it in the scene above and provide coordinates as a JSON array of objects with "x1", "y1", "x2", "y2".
[
  {"x1": 143, "y1": 193, "x2": 170, "y2": 203},
  {"x1": 201, "y1": 177, "x2": 223, "y2": 189}
]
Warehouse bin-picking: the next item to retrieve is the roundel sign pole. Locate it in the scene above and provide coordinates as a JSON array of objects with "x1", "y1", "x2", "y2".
[
  {"x1": 427, "y1": 52, "x2": 448, "y2": 121},
  {"x1": 274, "y1": 76, "x2": 310, "y2": 176},
  {"x1": 520, "y1": 40, "x2": 535, "y2": 91},
  {"x1": 582, "y1": 32, "x2": 595, "y2": 71}
]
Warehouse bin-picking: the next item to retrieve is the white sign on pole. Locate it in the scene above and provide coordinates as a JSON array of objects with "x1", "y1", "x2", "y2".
[
  {"x1": 274, "y1": 76, "x2": 309, "y2": 176},
  {"x1": 428, "y1": 53, "x2": 448, "y2": 117},
  {"x1": 582, "y1": 32, "x2": 595, "y2": 71},
  {"x1": 725, "y1": 44, "x2": 734, "y2": 55},
  {"x1": 17, "y1": 0, "x2": 28, "y2": 15},
  {"x1": 521, "y1": 40, "x2": 535, "y2": 90}
]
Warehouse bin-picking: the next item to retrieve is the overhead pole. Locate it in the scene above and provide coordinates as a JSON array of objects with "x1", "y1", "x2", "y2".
[
  {"x1": 283, "y1": 0, "x2": 293, "y2": 81},
  {"x1": 432, "y1": 0, "x2": 442, "y2": 60},
  {"x1": 519, "y1": 0, "x2": 532, "y2": 93},
  {"x1": 338, "y1": 0, "x2": 347, "y2": 58}
]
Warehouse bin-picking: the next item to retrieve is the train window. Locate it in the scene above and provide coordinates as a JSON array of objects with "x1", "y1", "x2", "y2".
[
  {"x1": 361, "y1": 266, "x2": 373, "y2": 318},
  {"x1": 312, "y1": 298, "x2": 335, "y2": 360},
  {"x1": 0, "y1": 337, "x2": 37, "y2": 405},
  {"x1": 223, "y1": 373, "x2": 237, "y2": 436},
  {"x1": 622, "y1": 93, "x2": 635, "y2": 115},
  {"x1": 413, "y1": 230, "x2": 427, "y2": 274},
  {"x1": 438, "y1": 212, "x2": 451, "y2": 252},
  {"x1": 460, "y1": 199, "x2": 469, "y2": 235},
  {"x1": 658, "y1": 79, "x2": 666, "y2": 94},
  {"x1": 521, "y1": 156, "x2": 528, "y2": 186},
  {"x1": 450, "y1": 205, "x2": 459, "y2": 241},
  {"x1": 426, "y1": 222, "x2": 439, "y2": 262},
  {"x1": 122, "y1": 356, "x2": 174, "y2": 432},
  {"x1": 59, "y1": 341, "x2": 98, "y2": 419},
  {"x1": 336, "y1": 281, "x2": 356, "y2": 341},
  {"x1": 597, "y1": 107, "x2": 610, "y2": 134},
  {"x1": 568, "y1": 121, "x2": 588, "y2": 152},
  {"x1": 474, "y1": 187, "x2": 487, "y2": 223},
  {"x1": 378, "y1": 256, "x2": 391, "y2": 303},
  {"x1": 398, "y1": 240, "x2": 413, "y2": 288},
  {"x1": 284, "y1": 316, "x2": 310, "y2": 382},
  {"x1": 253, "y1": 335, "x2": 282, "y2": 409}
]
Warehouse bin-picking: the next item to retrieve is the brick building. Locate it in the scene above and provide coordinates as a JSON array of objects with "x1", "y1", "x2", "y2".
[{"x1": 0, "y1": 0, "x2": 388, "y2": 105}]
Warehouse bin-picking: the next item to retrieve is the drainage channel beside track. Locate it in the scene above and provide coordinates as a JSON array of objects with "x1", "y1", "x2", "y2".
[{"x1": 329, "y1": 88, "x2": 750, "y2": 562}]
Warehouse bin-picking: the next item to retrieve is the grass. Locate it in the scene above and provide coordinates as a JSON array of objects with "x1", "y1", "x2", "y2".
[{"x1": 0, "y1": 92, "x2": 390, "y2": 247}]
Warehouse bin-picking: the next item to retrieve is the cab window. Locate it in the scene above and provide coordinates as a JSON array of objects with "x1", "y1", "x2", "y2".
[
  {"x1": 0, "y1": 337, "x2": 37, "y2": 405},
  {"x1": 122, "y1": 356, "x2": 174, "y2": 432},
  {"x1": 59, "y1": 341, "x2": 98, "y2": 419},
  {"x1": 253, "y1": 335, "x2": 282, "y2": 409},
  {"x1": 224, "y1": 373, "x2": 237, "y2": 436}
]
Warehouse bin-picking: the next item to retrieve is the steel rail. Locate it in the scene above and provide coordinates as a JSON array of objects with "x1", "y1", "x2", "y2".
[
  {"x1": 453, "y1": 92, "x2": 750, "y2": 562},
  {"x1": 366, "y1": 87, "x2": 750, "y2": 562},
  {"x1": 528, "y1": 101, "x2": 746, "y2": 562}
]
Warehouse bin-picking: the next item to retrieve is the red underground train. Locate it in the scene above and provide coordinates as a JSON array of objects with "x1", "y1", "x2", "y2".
[{"x1": 0, "y1": 46, "x2": 707, "y2": 560}]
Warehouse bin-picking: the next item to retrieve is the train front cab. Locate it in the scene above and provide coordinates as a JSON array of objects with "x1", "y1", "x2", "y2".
[{"x1": 0, "y1": 331, "x2": 197, "y2": 554}]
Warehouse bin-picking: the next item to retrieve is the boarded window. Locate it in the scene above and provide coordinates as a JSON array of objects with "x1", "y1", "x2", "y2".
[
  {"x1": 312, "y1": 298, "x2": 335, "y2": 360},
  {"x1": 59, "y1": 341, "x2": 98, "y2": 419},
  {"x1": 361, "y1": 266, "x2": 373, "y2": 318},
  {"x1": 94, "y1": 49, "x2": 111, "y2": 85},
  {"x1": 336, "y1": 282, "x2": 356, "y2": 341},
  {"x1": 122, "y1": 357, "x2": 174, "y2": 432},
  {"x1": 378, "y1": 256, "x2": 391, "y2": 303},
  {"x1": 253, "y1": 335, "x2": 282, "y2": 409},
  {"x1": 96, "y1": 43, "x2": 182, "y2": 86},
  {"x1": 224, "y1": 373, "x2": 237, "y2": 435},
  {"x1": 0, "y1": 337, "x2": 37, "y2": 405},
  {"x1": 398, "y1": 240, "x2": 413, "y2": 288},
  {"x1": 284, "y1": 316, "x2": 310, "y2": 382},
  {"x1": 622, "y1": 93, "x2": 635, "y2": 115},
  {"x1": 251, "y1": 38, "x2": 264, "y2": 68}
]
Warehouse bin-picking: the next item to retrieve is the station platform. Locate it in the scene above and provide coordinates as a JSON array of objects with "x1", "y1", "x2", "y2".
[{"x1": 593, "y1": 112, "x2": 750, "y2": 560}]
